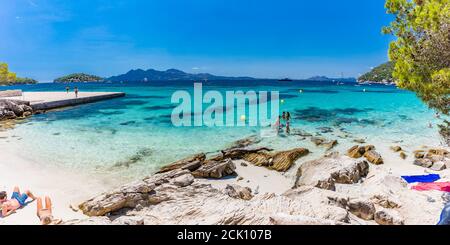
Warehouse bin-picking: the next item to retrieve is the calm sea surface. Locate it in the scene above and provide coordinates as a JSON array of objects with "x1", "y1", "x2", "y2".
[{"x1": 1, "y1": 80, "x2": 444, "y2": 183}]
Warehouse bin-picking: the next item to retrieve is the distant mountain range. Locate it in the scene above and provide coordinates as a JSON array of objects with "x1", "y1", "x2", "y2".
[
  {"x1": 51, "y1": 68, "x2": 360, "y2": 83},
  {"x1": 306, "y1": 76, "x2": 357, "y2": 83},
  {"x1": 107, "y1": 68, "x2": 256, "y2": 82}
]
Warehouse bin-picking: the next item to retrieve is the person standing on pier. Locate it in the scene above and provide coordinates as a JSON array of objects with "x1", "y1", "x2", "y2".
[{"x1": 74, "y1": 87, "x2": 79, "y2": 98}]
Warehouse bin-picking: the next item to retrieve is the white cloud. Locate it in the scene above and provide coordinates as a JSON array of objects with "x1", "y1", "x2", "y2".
[{"x1": 28, "y1": 0, "x2": 38, "y2": 7}]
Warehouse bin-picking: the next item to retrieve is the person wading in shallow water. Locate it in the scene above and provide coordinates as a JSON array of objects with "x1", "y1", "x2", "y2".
[
  {"x1": 273, "y1": 116, "x2": 282, "y2": 135},
  {"x1": 65, "y1": 86, "x2": 70, "y2": 93},
  {"x1": 286, "y1": 111, "x2": 292, "y2": 134},
  {"x1": 74, "y1": 87, "x2": 79, "y2": 98}
]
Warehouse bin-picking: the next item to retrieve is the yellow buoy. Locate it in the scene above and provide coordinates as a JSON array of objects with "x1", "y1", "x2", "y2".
[{"x1": 240, "y1": 115, "x2": 246, "y2": 121}]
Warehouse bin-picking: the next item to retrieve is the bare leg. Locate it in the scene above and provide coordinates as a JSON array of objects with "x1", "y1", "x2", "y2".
[
  {"x1": 44, "y1": 196, "x2": 52, "y2": 213},
  {"x1": 25, "y1": 190, "x2": 37, "y2": 200},
  {"x1": 13, "y1": 186, "x2": 20, "y2": 194},
  {"x1": 36, "y1": 197, "x2": 43, "y2": 217}
]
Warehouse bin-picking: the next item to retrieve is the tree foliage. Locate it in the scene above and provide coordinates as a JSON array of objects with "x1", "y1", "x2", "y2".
[
  {"x1": 0, "y1": 62, "x2": 37, "y2": 85},
  {"x1": 383, "y1": 0, "x2": 450, "y2": 115},
  {"x1": 54, "y1": 73, "x2": 104, "y2": 83},
  {"x1": 0, "y1": 63, "x2": 17, "y2": 85}
]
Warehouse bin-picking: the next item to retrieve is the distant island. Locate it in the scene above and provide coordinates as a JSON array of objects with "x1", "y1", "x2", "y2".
[
  {"x1": 54, "y1": 73, "x2": 104, "y2": 83},
  {"x1": 14, "y1": 77, "x2": 38, "y2": 84},
  {"x1": 306, "y1": 76, "x2": 357, "y2": 83},
  {"x1": 107, "y1": 68, "x2": 256, "y2": 82},
  {"x1": 358, "y1": 62, "x2": 395, "y2": 84}
]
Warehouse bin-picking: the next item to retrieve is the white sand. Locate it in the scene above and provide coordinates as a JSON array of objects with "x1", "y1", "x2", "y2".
[
  {"x1": 199, "y1": 160, "x2": 294, "y2": 195},
  {"x1": 0, "y1": 132, "x2": 110, "y2": 225}
]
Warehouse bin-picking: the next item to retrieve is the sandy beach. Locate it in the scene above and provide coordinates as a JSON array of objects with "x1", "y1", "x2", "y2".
[
  {"x1": 1, "y1": 120, "x2": 449, "y2": 225},
  {"x1": 0, "y1": 131, "x2": 110, "y2": 225}
]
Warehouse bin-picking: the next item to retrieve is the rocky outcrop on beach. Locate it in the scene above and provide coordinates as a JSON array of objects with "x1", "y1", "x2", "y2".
[
  {"x1": 79, "y1": 169, "x2": 193, "y2": 216},
  {"x1": 74, "y1": 170, "x2": 414, "y2": 225},
  {"x1": 212, "y1": 147, "x2": 309, "y2": 172},
  {"x1": 66, "y1": 140, "x2": 450, "y2": 226},
  {"x1": 294, "y1": 155, "x2": 369, "y2": 191},
  {"x1": 192, "y1": 159, "x2": 237, "y2": 179},
  {"x1": 413, "y1": 148, "x2": 449, "y2": 171},
  {"x1": 75, "y1": 170, "x2": 357, "y2": 225},
  {"x1": 347, "y1": 145, "x2": 384, "y2": 165},
  {"x1": 311, "y1": 137, "x2": 338, "y2": 151},
  {"x1": 156, "y1": 153, "x2": 206, "y2": 174},
  {"x1": 159, "y1": 146, "x2": 309, "y2": 176},
  {"x1": 0, "y1": 99, "x2": 33, "y2": 121}
]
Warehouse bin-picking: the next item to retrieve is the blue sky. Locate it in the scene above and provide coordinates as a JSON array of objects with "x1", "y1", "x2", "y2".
[{"x1": 0, "y1": 0, "x2": 394, "y2": 81}]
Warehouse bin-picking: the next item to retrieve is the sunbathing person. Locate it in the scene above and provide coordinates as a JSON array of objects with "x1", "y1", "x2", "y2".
[
  {"x1": 1, "y1": 187, "x2": 36, "y2": 217},
  {"x1": 37, "y1": 196, "x2": 60, "y2": 225}
]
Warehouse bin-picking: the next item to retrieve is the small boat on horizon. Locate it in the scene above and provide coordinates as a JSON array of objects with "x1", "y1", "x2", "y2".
[{"x1": 278, "y1": 78, "x2": 293, "y2": 82}]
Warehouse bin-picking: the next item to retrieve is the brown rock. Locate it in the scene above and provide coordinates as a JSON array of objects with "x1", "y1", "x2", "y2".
[
  {"x1": 225, "y1": 184, "x2": 253, "y2": 200},
  {"x1": 413, "y1": 158, "x2": 433, "y2": 168},
  {"x1": 427, "y1": 149, "x2": 449, "y2": 157},
  {"x1": 268, "y1": 148, "x2": 310, "y2": 172},
  {"x1": 295, "y1": 156, "x2": 369, "y2": 191},
  {"x1": 347, "y1": 199, "x2": 376, "y2": 220},
  {"x1": 347, "y1": 145, "x2": 365, "y2": 158},
  {"x1": 374, "y1": 209, "x2": 404, "y2": 225},
  {"x1": 311, "y1": 137, "x2": 338, "y2": 150},
  {"x1": 79, "y1": 170, "x2": 192, "y2": 216},
  {"x1": 370, "y1": 194, "x2": 401, "y2": 209},
  {"x1": 414, "y1": 150, "x2": 425, "y2": 159},
  {"x1": 390, "y1": 146, "x2": 402, "y2": 152},
  {"x1": 214, "y1": 147, "x2": 273, "y2": 161},
  {"x1": 324, "y1": 140, "x2": 338, "y2": 150},
  {"x1": 364, "y1": 150, "x2": 384, "y2": 165},
  {"x1": 364, "y1": 145, "x2": 376, "y2": 152},
  {"x1": 157, "y1": 153, "x2": 206, "y2": 173},
  {"x1": 192, "y1": 159, "x2": 236, "y2": 179},
  {"x1": 399, "y1": 152, "x2": 407, "y2": 160},
  {"x1": 223, "y1": 147, "x2": 309, "y2": 172}
]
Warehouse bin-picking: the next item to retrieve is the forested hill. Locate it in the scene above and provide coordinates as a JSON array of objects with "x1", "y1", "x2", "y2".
[{"x1": 358, "y1": 62, "x2": 395, "y2": 83}]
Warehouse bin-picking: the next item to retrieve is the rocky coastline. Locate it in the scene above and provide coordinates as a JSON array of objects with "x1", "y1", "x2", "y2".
[
  {"x1": 64, "y1": 136, "x2": 450, "y2": 225},
  {"x1": 0, "y1": 99, "x2": 34, "y2": 120},
  {"x1": 0, "y1": 99, "x2": 35, "y2": 131}
]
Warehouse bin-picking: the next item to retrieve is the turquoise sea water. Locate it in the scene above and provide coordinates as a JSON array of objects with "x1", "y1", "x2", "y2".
[{"x1": 1, "y1": 81, "x2": 445, "y2": 183}]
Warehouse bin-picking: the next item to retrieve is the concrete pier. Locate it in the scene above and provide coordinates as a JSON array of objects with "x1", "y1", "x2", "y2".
[{"x1": 1, "y1": 92, "x2": 125, "y2": 110}]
